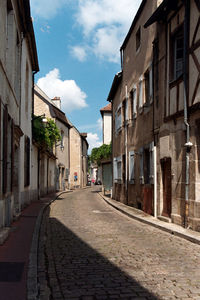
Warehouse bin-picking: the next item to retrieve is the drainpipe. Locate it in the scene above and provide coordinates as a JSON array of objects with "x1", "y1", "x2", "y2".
[
  {"x1": 125, "y1": 85, "x2": 128, "y2": 203},
  {"x1": 183, "y1": 0, "x2": 192, "y2": 228},
  {"x1": 153, "y1": 145, "x2": 157, "y2": 218}
]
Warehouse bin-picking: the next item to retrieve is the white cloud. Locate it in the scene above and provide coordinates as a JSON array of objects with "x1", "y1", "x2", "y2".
[
  {"x1": 37, "y1": 68, "x2": 88, "y2": 112},
  {"x1": 78, "y1": 118, "x2": 102, "y2": 132},
  {"x1": 97, "y1": 118, "x2": 102, "y2": 130},
  {"x1": 30, "y1": 0, "x2": 68, "y2": 19},
  {"x1": 72, "y1": 0, "x2": 142, "y2": 63},
  {"x1": 87, "y1": 133, "x2": 102, "y2": 152},
  {"x1": 71, "y1": 46, "x2": 87, "y2": 62}
]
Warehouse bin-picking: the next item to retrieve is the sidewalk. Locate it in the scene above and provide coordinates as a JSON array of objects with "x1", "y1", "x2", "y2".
[
  {"x1": 99, "y1": 192, "x2": 200, "y2": 245},
  {"x1": 0, "y1": 193, "x2": 58, "y2": 300}
]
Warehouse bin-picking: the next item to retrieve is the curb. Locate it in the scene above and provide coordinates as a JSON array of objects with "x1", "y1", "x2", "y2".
[
  {"x1": 27, "y1": 191, "x2": 71, "y2": 300},
  {"x1": 98, "y1": 192, "x2": 200, "y2": 246}
]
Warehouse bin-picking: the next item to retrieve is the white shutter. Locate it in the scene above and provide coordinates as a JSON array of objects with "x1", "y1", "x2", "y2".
[
  {"x1": 139, "y1": 79, "x2": 143, "y2": 108},
  {"x1": 129, "y1": 151, "x2": 135, "y2": 183},
  {"x1": 149, "y1": 65, "x2": 153, "y2": 104},
  {"x1": 139, "y1": 148, "x2": 144, "y2": 184},
  {"x1": 125, "y1": 99, "x2": 129, "y2": 121},
  {"x1": 133, "y1": 88, "x2": 137, "y2": 117}
]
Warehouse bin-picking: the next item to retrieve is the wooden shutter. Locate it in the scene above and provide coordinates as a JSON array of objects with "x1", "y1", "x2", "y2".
[
  {"x1": 3, "y1": 106, "x2": 8, "y2": 194},
  {"x1": 149, "y1": 65, "x2": 153, "y2": 104},
  {"x1": 149, "y1": 142, "x2": 154, "y2": 184},
  {"x1": 139, "y1": 147, "x2": 144, "y2": 184},
  {"x1": 11, "y1": 120, "x2": 14, "y2": 191},
  {"x1": 129, "y1": 151, "x2": 135, "y2": 183}
]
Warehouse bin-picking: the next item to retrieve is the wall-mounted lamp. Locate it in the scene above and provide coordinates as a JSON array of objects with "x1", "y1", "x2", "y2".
[{"x1": 32, "y1": 114, "x2": 48, "y2": 125}]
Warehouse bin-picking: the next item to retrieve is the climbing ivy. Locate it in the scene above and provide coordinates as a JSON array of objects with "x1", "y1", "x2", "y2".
[
  {"x1": 89, "y1": 143, "x2": 112, "y2": 166},
  {"x1": 32, "y1": 116, "x2": 61, "y2": 151}
]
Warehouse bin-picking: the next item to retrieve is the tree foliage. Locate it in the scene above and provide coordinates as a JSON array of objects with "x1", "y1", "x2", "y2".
[
  {"x1": 90, "y1": 143, "x2": 112, "y2": 165},
  {"x1": 33, "y1": 116, "x2": 61, "y2": 151}
]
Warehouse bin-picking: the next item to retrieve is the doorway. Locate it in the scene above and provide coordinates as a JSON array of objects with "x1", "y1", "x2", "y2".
[{"x1": 161, "y1": 158, "x2": 172, "y2": 217}]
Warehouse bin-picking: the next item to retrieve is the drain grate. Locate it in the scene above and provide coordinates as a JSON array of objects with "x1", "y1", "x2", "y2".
[{"x1": 0, "y1": 262, "x2": 25, "y2": 282}]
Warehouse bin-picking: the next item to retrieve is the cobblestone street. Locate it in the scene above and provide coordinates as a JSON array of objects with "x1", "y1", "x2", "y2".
[{"x1": 38, "y1": 187, "x2": 200, "y2": 300}]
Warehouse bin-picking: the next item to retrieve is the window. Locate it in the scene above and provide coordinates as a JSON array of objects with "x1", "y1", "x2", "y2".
[
  {"x1": 144, "y1": 65, "x2": 153, "y2": 106},
  {"x1": 136, "y1": 27, "x2": 141, "y2": 51},
  {"x1": 131, "y1": 87, "x2": 137, "y2": 118},
  {"x1": 3, "y1": 106, "x2": 8, "y2": 194},
  {"x1": 139, "y1": 142, "x2": 154, "y2": 185},
  {"x1": 129, "y1": 151, "x2": 135, "y2": 183},
  {"x1": 115, "y1": 105, "x2": 122, "y2": 132},
  {"x1": 171, "y1": 27, "x2": 184, "y2": 80},
  {"x1": 113, "y1": 156, "x2": 122, "y2": 182},
  {"x1": 25, "y1": 62, "x2": 29, "y2": 114},
  {"x1": 122, "y1": 99, "x2": 128, "y2": 124},
  {"x1": 61, "y1": 131, "x2": 64, "y2": 150},
  {"x1": 24, "y1": 136, "x2": 30, "y2": 187},
  {"x1": 138, "y1": 77, "x2": 143, "y2": 109}
]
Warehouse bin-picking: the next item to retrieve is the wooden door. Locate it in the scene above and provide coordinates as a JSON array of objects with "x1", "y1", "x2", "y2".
[{"x1": 161, "y1": 158, "x2": 172, "y2": 217}]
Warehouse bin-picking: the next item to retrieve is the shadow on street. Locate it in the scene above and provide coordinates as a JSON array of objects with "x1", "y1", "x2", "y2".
[{"x1": 44, "y1": 208, "x2": 158, "y2": 299}]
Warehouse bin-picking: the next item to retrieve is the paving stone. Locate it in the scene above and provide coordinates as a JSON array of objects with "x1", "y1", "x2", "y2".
[{"x1": 37, "y1": 187, "x2": 200, "y2": 300}]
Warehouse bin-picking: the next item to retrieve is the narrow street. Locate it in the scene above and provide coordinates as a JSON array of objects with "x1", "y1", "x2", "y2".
[{"x1": 38, "y1": 187, "x2": 200, "y2": 300}]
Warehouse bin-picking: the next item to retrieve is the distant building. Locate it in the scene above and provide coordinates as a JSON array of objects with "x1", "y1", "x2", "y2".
[
  {"x1": 100, "y1": 103, "x2": 112, "y2": 192},
  {"x1": 69, "y1": 126, "x2": 88, "y2": 189},
  {"x1": 100, "y1": 103, "x2": 112, "y2": 145},
  {"x1": 34, "y1": 85, "x2": 71, "y2": 192}
]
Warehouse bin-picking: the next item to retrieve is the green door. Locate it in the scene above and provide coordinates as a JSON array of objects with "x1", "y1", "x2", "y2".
[{"x1": 102, "y1": 163, "x2": 112, "y2": 191}]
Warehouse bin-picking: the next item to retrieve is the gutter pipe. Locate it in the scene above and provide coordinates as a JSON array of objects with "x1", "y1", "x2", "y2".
[{"x1": 183, "y1": 0, "x2": 191, "y2": 227}]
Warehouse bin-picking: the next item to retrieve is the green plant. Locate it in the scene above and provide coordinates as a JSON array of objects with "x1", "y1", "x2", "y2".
[
  {"x1": 33, "y1": 116, "x2": 61, "y2": 151},
  {"x1": 89, "y1": 143, "x2": 112, "y2": 165}
]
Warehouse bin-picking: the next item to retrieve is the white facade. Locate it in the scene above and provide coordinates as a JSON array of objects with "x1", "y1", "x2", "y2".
[
  {"x1": 0, "y1": 0, "x2": 39, "y2": 231},
  {"x1": 103, "y1": 112, "x2": 112, "y2": 144}
]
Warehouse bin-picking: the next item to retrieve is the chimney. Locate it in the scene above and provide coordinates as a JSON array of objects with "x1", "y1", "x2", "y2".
[{"x1": 52, "y1": 97, "x2": 61, "y2": 109}]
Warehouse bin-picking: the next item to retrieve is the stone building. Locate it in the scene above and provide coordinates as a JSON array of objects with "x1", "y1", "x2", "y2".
[
  {"x1": 34, "y1": 85, "x2": 71, "y2": 192},
  {"x1": 0, "y1": 0, "x2": 39, "y2": 240},
  {"x1": 144, "y1": 0, "x2": 200, "y2": 230},
  {"x1": 100, "y1": 103, "x2": 112, "y2": 191},
  {"x1": 108, "y1": 0, "x2": 200, "y2": 231},
  {"x1": 69, "y1": 126, "x2": 88, "y2": 189}
]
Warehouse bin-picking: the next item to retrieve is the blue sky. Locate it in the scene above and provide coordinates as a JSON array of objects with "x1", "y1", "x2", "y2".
[{"x1": 30, "y1": 0, "x2": 142, "y2": 151}]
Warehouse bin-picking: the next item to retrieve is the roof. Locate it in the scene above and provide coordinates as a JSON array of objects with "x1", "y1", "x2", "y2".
[
  {"x1": 144, "y1": 0, "x2": 178, "y2": 28},
  {"x1": 107, "y1": 72, "x2": 122, "y2": 102},
  {"x1": 120, "y1": 0, "x2": 147, "y2": 51},
  {"x1": 20, "y1": 0, "x2": 39, "y2": 72},
  {"x1": 34, "y1": 86, "x2": 71, "y2": 128},
  {"x1": 50, "y1": 105, "x2": 71, "y2": 128},
  {"x1": 100, "y1": 103, "x2": 112, "y2": 116}
]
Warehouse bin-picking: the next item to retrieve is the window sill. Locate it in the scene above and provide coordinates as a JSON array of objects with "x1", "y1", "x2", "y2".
[{"x1": 169, "y1": 74, "x2": 183, "y2": 88}]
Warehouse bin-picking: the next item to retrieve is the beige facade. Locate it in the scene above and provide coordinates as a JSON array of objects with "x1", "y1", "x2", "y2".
[
  {"x1": 69, "y1": 127, "x2": 88, "y2": 189},
  {"x1": 34, "y1": 85, "x2": 71, "y2": 192},
  {"x1": 0, "y1": 0, "x2": 39, "y2": 232},
  {"x1": 109, "y1": 0, "x2": 200, "y2": 231}
]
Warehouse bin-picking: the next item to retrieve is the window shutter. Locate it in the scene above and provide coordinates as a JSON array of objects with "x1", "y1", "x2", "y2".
[
  {"x1": 115, "y1": 111, "x2": 117, "y2": 132},
  {"x1": 11, "y1": 120, "x2": 14, "y2": 191},
  {"x1": 149, "y1": 142, "x2": 154, "y2": 184},
  {"x1": 133, "y1": 88, "x2": 137, "y2": 117},
  {"x1": 139, "y1": 79, "x2": 143, "y2": 108},
  {"x1": 125, "y1": 99, "x2": 129, "y2": 121},
  {"x1": 113, "y1": 158, "x2": 117, "y2": 181},
  {"x1": 129, "y1": 151, "x2": 135, "y2": 183},
  {"x1": 139, "y1": 147, "x2": 144, "y2": 184},
  {"x1": 3, "y1": 106, "x2": 8, "y2": 194},
  {"x1": 149, "y1": 65, "x2": 153, "y2": 104}
]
